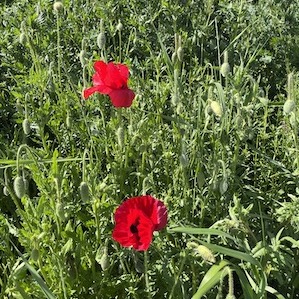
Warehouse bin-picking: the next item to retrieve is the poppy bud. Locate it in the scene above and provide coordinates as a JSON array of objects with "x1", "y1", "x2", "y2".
[
  {"x1": 14, "y1": 176, "x2": 25, "y2": 199},
  {"x1": 177, "y1": 46, "x2": 184, "y2": 62},
  {"x1": 3, "y1": 186, "x2": 9, "y2": 196},
  {"x1": 116, "y1": 21, "x2": 123, "y2": 31},
  {"x1": 31, "y1": 248, "x2": 39, "y2": 261},
  {"x1": 220, "y1": 62, "x2": 230, "y2": 77},
  {"x1": 116, "y1": 126, "x2": 124, "y2": 147},
  {"x1": 53, "y1": 1, "x2": 64, "y2": 12},
  {"x1": 66, "y1": 113, "x2": 71, "y2": 128},
  {"x1": 22, "y1": 119, "x2": 31, "y2": 135},
  {"x1": 221, "y1": 50, "x2": 230, "y2": 77},
  {"x1": 283, "y1": 99, "x2": 296, "y2": 115},
  {"x1": 79, "y1": 50, "x2": 87, "y2": 67},
  {"x1": 79, "y1": 181, "x2": 90, "y2": 202},
  {"x1": 187, "y1": 242, "x2": 215, "y2": 263},
  {"x1": 100, "y1": 252, "x2": 110, "y2": 271},
  {"x1": 210, "y1": 100, "x2": 223, "y2": 117},
  {"x1": 56, "y1": 202, "x2": 66, "y2": 221},
  {"x1": 97, "y1": 32, "x2": 106, "y2": 50},
  {"x1": 171, "y1": 52, "x2": 177, "y2": 64},
  {"x1": 19, "y1": 32, "x2": 27, "y2": 45}
]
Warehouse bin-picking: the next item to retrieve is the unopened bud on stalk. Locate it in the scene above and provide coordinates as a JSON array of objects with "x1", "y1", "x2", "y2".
[
  {"x1": 66, "y1": 113, "x2": 71, "y2": 128},
  {"x1": 56, "y1": 202, "x2": 66, "y2": 221},
  {"x1": 100, "y1": 251, "x2": 110, "y2": 271},
  {"x1": 283, "y1": 99, "x2": 296, "y2": 115},
  {"x1": 53, "y1": 1, "x2": 64, "y2": 12},
  {"x1": 19, "y1": 32, "x2": 27, "y2": 45},
  {"x1": 171, "y1": 52, "x2": 177, "y2": 64},
  {"x1": 22, "y1": 119, "x2": 31, "y2": 135},
  {"x1": 210, "y1": 100, "x2": 223, "y2": 117},
  {"x1": 97, "y1": 32, "x2": 106, "y2": 50},
  {"x1": 3, "y1": 186, "x2": 8, "y2": 196},
  {"x1": 116, "y1": 21, "x2": 123, "y2": 31},
  {"x1": 187, "y1": 242, "x2": 215, "y2": 263},
  {"x1": 177, "y1": 46, "x2": 184, "y2": 62},
  {"x1": 14, "y1": 176, "x2": 25, "y2": 199},
  {"x1": 79, "y1": 181, "x2": 90, "y2": 202},
  {"x1": 220, "y1": 50, "x2": 230, "y2": 77},
  {"x1": 79, "y1": 50, "x2": 87, "y2": 67},
  {"x1": 31, "y1": 248, "x2": 39, "y2": 261},
  {"x1": 116, "y1": 126, "x2": 124, "y2": 147}
]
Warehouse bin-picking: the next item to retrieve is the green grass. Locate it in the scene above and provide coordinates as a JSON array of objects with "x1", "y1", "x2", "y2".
[{"x1": 1, "y1": 0, "x2": 299, "y2": 298}]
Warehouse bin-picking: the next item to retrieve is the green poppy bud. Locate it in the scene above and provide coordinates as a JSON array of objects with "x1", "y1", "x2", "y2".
[
  {"x1": 14, "y1": 176, "x2": 25, "y2": 199},
  {"x1": 97, "y1": 32, "x2": 106, "y2": 50},
  {"x1": 22, "y1": 119, "x2": 31, "y2": 135},
  {"x1": 31, "y1": 248, "x2": 39, "y2": 261},
  {"x1": 79, "y1": 181, "x2": 90, "y2": 202},
  {"x1": 53, "y1": 1, "x2": 64, "y2": 12},
  {"x1": 283, "y1": 99, "x2": 296, "y2": 115},
  {"x1": 19, "y1": 32, "x2": 27, "y2": 45},
  {"x1": 177, "y1": 46, "x2": 184, "y2": 62},
  {"x1": 210, "y1": 100, "x2": 223, "y2": 117}
]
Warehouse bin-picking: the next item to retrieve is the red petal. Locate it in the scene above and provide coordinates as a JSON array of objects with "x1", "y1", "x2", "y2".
[
  {"x1": 117, "y1": 63, "x2": 130, "y2": 82},
  {"x1": 104, "y1": 62, "x2": 126, "y2": 89},
  {"x1": 109, "y1": 89, "x2": 135, "y2": 107},
  {"x1": 94, "y1": 60, "x2": 107, "y2": 74},
  {"x1": 83, "y1": 86, "x2": 101, "y2": 99},
  {"x1": 112, "y1": 208, "x2": 154, "y2": 251}
]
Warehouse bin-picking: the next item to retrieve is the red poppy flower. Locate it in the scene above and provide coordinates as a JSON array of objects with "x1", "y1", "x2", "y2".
[
  {"x1": 112, "y1": 195, "x2": 168, "y2": 251},
  {"x1": 83, "y1": 60, "x2": 135, "y2": 108}
]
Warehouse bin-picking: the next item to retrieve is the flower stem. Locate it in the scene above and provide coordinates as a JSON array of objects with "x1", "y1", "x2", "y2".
[{"x1": 144, "y1": 251, "x2": 152, "y2": 299}]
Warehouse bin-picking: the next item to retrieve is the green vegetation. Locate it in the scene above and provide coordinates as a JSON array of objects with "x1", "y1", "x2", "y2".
[{"x1": 1, "y1": 0, "x2": 299, "y2": 298}]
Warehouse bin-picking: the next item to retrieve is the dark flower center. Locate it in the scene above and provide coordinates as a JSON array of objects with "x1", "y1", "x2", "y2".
[{"x1": 130, "y1": 224, "x2": 138, "y2": 234}]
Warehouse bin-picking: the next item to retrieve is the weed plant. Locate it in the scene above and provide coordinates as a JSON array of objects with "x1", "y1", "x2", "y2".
[{"x1": 1, "y1": 0, "x2": 299, "y2": 298}]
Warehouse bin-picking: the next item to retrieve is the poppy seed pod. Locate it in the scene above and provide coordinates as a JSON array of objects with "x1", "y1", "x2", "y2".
[
  {"x1": 210, "y1": 100, "x2": 223, "y2": 117},
  {"x1": 53, "y1": 1, "x2": 64, "y2": 12},
  {"x1": 97, "y1": 32, "x2": 106, "y2": 50},
  {"x1": 22, "y1": 119, "x2": 31, "y2": 135},
  {"x1": 14, "y1": 176, "x2": 25, "y2": 199},
  {"x1": 79, "y1": 181, "x2": 90, "y2": 202}
]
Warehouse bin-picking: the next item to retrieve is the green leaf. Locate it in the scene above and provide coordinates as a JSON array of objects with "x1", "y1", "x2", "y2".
[
  {"x1": 11, "y1": 241, "x2": 56, "y2": 299},
  {"x1": 168, "y1": 226, "x2": 235, "y2": 241},
  {"x1": 198, "y1": 240, "x2": 260, "y2": 266},
  {"x1": 192, "y1": 260, "x2": 230, "y2": 299}
]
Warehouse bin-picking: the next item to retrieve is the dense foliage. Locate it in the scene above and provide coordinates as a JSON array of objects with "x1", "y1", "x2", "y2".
[{"x1": 1, "y1": 0, "x2": 299, "y2": 298}]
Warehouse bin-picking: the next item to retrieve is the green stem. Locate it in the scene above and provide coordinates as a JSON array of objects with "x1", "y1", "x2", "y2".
[{"x1": 144, "y1": 251, "x2": 152, "y2": 299}]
